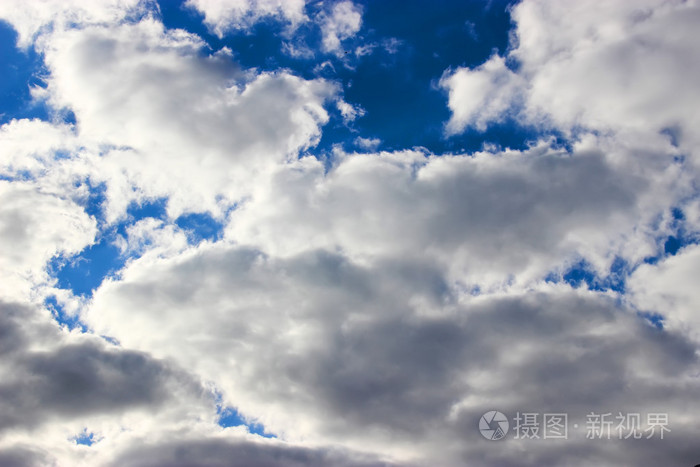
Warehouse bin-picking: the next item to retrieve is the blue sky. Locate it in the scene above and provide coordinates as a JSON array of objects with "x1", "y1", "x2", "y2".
[
  {"x1": 1, "y1": 1, "x2": 700, "y2": 466},
  {"x1": 0, "y1": 22, "x2": 49, "y2": 124}
]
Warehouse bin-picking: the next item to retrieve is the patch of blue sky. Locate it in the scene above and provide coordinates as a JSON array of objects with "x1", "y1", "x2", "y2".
[
  {"x1": 122, "y1": 197, "x2": 169, "y2": 225},
  {"x1": 316, "y1": 0, "x2": 543, "y2": 156},
  {"x1": 661, "y1": 125, "x2": 682, "y2": 148},
  {"x1": 644, "y1": 206, "x2": 699, "y2": 265},
  {"x1": 51, "y1": 187, "x2": 225, "y2": 304},
  {"x1": 217, "y1": 405, "x2": 274, "y2": 438},
  {"x1": 0, "y1": 168, "x2": 33, "y2": 182},
  {"x1": 50, "y1": 235, "x2": 124, "y2": 297},
  {"x1": 638, "y1": 312, "x2": 665, "y2": 330},
  {"x1": 158, "y1": 0, "x2": 300, "y2": 70},
  {"x1": 211, "y1": 388, "x2": 274, "y2": 437},
  {"x1": 549, "y1": 257, "x2": 628, "y2": 294},
  {"x1": 0, "y1": 21, "x2": 51, "y2": 124},
  {"x1": 48, "y1": 196, "x2": 166, "y2": 300},
  {"x1": 176, "y1": 211, "x2": 224, "y2": 243},
  {"x1": 71, "y1": 430, "x2": 98, "y2": 446},
  {"x1": 82, "y1": 181, "x2": 109, "y2": 220},
  {"x1": 122, "y1": 197, "x2": 225, "y2": 244},
  {"x1": 332, "y1": 0, "x2": 529, "y2": 155}
]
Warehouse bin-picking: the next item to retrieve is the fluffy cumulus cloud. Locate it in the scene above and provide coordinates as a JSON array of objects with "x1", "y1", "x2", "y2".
[
  {"x1": 86, "y1": 248, "x2": 700, "y2": 465},
  {"x1": 0, "y1": 0, "x2": 146, "y2": 48},
  {"x1": 510, "y1": 0, "x2": 700, "y2": 139},
  {"x1": 39, "y1": 18, "x2": 336, "y2": 220},
  {"x1": 628, "y1": 244, "x2": 700, "y2": 342},
  {"x1": 226, "y1": 145, "x2": 649, "y2": 288},
  {"x1": 441, "y1": 0, "x2": 700, "y2": 159},
  {"x1": 441, "y1": 55, "x2": 524, "y2": 133},
  {"x1": 1, "y1": 0, "x2": 700, "y2": 466},
  {"x1": 186, "y1": 0, "x2": 307, "y2": 36}
]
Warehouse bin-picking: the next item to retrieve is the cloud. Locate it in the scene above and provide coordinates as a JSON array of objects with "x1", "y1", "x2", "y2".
[
  {"x1": 38, "y1": 18, "x2": 337, "y2": 220},
  {"x1": 225, "y1": 143, "x2": 654, "y2": 288},
  {"x1": 0, "y1": 299, "x2": 389, "y2": 467},
  {"x1": 0, "y1": 445, "x2": 52, "y2": 467},
  {"x1": 185, "y1": 0, "x2": 307, "y2": 37},
  {"x1": 0, "y1": 119, "x2": 78, "y2": 177},
  {"x1": 354, "y1": 136, "x2": 380, "y2": 151},
  {"x1": 437, "y1": 0, "x2": 700, "y2": 282},
  {"x1": 108, "y1": 435, "x2": 393, "y2": 467},
  {"x1": 114, "y1": 218, "x2": 190, "y2": 259},
  {"x1": 186, "y1": 0, "x2": 364, "y2": 59},
  {"x1": 0, "y1": 301, "x2": 207, "y2": 429},
  {"x1": 0, "y1": 300, "x2": 214, "y2": 465},
  {"x1": 440, "y1": 55, "x2": 524, "y2": 134},
  {"x1": 0, "y1": 179, "x2": 96, "y2": 301},
  {"x1": 337, "y1": 99, "x2": 365, "y2": 123},
  {"x1": 85, "y1": 243, "x2": 700, "y2": 465},
  {"x1": 319, "y1": 1, "x2": 362, "y2": 55},
  {"x1": 441, "y1": 0, "x2": 700, "y2": 164},
  {"x1": 0, "y1": 0, "x2": 145, "y2": 48},
  {"x1": 628, "y1": 244, "x2": 700, "y2": 342}
]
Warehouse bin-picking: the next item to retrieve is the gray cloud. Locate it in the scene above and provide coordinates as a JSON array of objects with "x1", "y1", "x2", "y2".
[
  {"x1": 0, "y1": 445, "x2": 51, "y2": 467},
  {"x1": 227, "y1": 145, "x2": 646, "y2": 287},
  {"x1": 0, "y1": 301, "x2": 208, "y2": 434},
  {"x1": 110, "y1": 437, "x2": 394, "y2": 467},
  {"x1": 87, "y1": 245, "x2": 700, "y2": 466}
]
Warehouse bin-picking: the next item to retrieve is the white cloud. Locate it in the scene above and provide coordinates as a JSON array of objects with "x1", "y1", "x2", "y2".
[
  {"x1": 337, "y1": 99, "x2": 365, "y2": 123},
  {"x1": 440, "y1": 55, "x2": 524, "y2": 134},
  {"x1": 225, "y1": 142, "x2": 664, "y2": 289},
  {"x1": 628, "y1": 244, "x2": 700, "y2": 342},
  {"x1": 39, "y1": 18, "x2": 337, "y2": 221},
  {"x1": 0, "y1": 180, "x2": 96, "y2": 301},
  {"x1": 354, "y1": 136, "x2": 380, "y2": 151},
  {"x1": 0, "y1": 0, "x2": 147, "y2": 47},
  {"x1": 437, "y1": 0, "x2": 700, "y2": 287},
  {"x1": 441, "y1": 0, "x2": 700, "y2": 166},
  {"x1": 185, "y1": 0, "x2": 307, "y2": 37},
  {"x1": 0, "y1": 119, "x2": 77, "y2": 176},
  {"x1": 319, "y1": 1, "x2": 362, "y2": 55},
  {"x1": 114, "y1": 217, "x2": 189, "y2": 259},
  {"x1": 513, "y1": 0, "x2": 700, "y2": 143},
  {"x1": 3, "y1": 286, "x2": 381, "y2": 467}
]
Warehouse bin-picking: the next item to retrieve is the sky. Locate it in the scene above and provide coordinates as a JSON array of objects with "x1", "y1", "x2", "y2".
[{"x1": 1, "y1": 0, "x2": 700, "y2": 466}]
